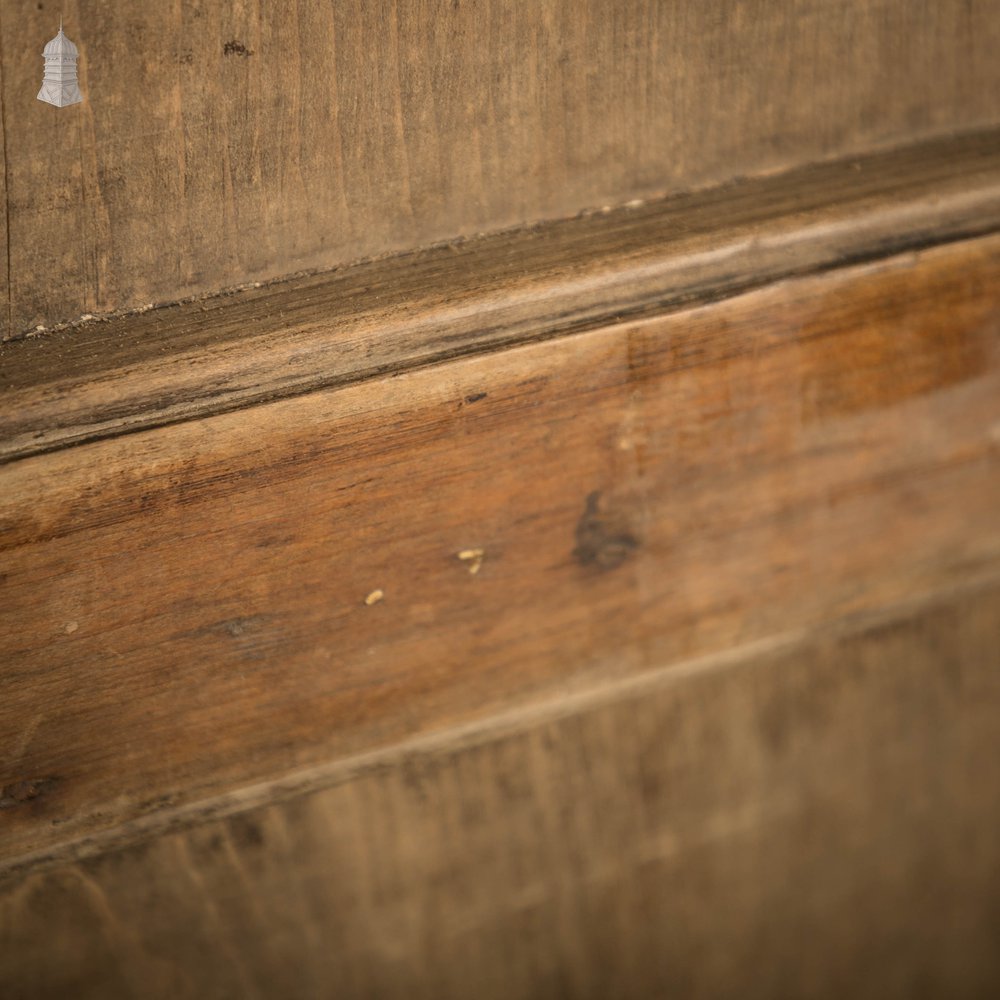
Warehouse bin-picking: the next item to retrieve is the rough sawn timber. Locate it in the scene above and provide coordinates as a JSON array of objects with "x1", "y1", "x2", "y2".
[{"x1": 3, "y1": 0, "x2": 1000, "y2": 337}]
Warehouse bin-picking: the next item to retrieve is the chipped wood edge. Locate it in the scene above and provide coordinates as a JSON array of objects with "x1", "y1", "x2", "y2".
[{"x1": 2, "y1": 128, "x2": 1000, "y2": 464}]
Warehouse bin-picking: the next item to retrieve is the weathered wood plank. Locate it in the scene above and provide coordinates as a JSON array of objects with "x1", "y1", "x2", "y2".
[
  {"x1": 2, "y1": 578, "x2": 999, "y2": 999},
  {"x1": 2, "y1": 233, "x2": 999, "y2": 865},
  {"x1": 3, "y1": 129, "x2": 1000, "y2": 462},
  {"x1": 3, "y1": 1, "x2": 1000, "y2": 338},
  {"x1": 0, "y1": 4, "x2": 9, "y2": 333}
]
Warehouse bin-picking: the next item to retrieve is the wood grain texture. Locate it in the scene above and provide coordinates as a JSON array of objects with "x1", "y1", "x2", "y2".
[
  {"x1": 0, "y1": 3, "x2": 7, "y2": 335},
  {"x1": 2, "y1": 578, "x2": 999, "y2": 999},
  {"x1": 2, "y1": 233, "x2": 999, "y2": 867},
  {"x1": 2, "y1": 1, "x2": 1000, "y2": 338},
  {"x1": 3, "y1": 129, "x2": 1000, "y2": 461}
]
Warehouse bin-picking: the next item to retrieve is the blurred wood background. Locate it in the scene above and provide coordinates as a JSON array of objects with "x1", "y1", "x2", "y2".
[{"x1": 1, "y1": 2, "x2": 999, "y2": 997}]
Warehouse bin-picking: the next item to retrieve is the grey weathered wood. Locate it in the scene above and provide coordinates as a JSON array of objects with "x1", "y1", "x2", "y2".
[
  {"x1": 2, "y1": 0, "x2": 1000, "y2": 338},
  {"x1": 0, "y1": 9, "x2": 8, "y2": 334}
]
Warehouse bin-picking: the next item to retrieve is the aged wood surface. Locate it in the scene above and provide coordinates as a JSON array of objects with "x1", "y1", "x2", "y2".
[
  {"x1": 3, "y1": 129, "x2": 1000, "y2": 462},
  {"x1": 2, "y1": 0, "x2": 1000, "y2": 338},
  {"x1": 2, "y1": 578, "x2": 999, "y2": 999},
  {"x1": 2, "y1": 233, "x2": 999, "y2": 866},
  {"x1": 0, "y1": 25, "x2": 7, "y2": 335}
]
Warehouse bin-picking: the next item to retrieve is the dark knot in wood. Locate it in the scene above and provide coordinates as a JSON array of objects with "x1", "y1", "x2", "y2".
[{"x1": 572, "y1": 491, "x2": 639, "y2": 571}]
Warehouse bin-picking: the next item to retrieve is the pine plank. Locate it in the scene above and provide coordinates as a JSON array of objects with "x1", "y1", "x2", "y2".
[
  {"x1": 2, "y1": 233, "x2": 999, "y2": 865},
  {"x1": 2, "y1": 578, "x2": 998, "y2": 998},
  {"x1": 3, "y1": 129, "x2": 1000, "y2": 462},
  {"x1": 2, "y1": 1, "x2": 1000, "y2": 337}
]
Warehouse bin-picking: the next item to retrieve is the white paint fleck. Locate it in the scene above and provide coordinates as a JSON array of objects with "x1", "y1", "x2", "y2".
[{"x1": 458, "y1": 549, "x2": 485, "y2": 575}]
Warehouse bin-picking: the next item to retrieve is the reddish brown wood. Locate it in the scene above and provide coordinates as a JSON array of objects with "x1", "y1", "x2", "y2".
[{"x1": 2, "y1": 233, "x2": 999, "y2": 867}]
